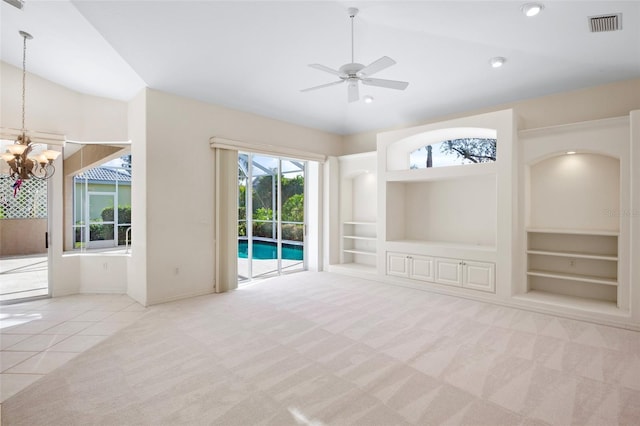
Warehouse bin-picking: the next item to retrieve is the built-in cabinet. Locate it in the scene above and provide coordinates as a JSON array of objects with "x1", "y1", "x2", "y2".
[
  {"x1": 388, "y1": 252, "x2": 495, "y2": 293},
  {"x1": 387, "y1": 253, "x2": 434, "y2": 282},
  {"x1": 374, "y1": 109, "x2": 511, "y2": 300},
  {"x1": 462, "y1": 260, "x2": 496, "y2": 292},
  {"x1": 328, "y1": 109, "x2": 639, "y2": 329}
]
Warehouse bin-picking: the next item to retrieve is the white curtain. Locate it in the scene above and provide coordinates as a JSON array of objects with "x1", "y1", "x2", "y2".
[{"x1": 214, "y1": 147, "x2": 238, "y2": 292}]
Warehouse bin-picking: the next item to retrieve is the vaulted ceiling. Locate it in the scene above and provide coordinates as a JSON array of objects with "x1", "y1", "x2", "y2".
[{"x1": 2, "y1": 1, "x2": 639, "y2": 135}]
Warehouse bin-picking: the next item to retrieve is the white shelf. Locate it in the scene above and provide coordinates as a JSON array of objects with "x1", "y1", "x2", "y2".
[
  {"x1": 387, "y1": 239, "x2": 496, "y2": 252},
  {"x1": 344, "y1": 235, "x2": 377, "y2": 241},
  {"x1": 527, "y1": 228, "x2": 619, "y2": 236},
  {"x1": 527, "y1": 270, "x2": 617, "y2": 286},
  {"x1": 386, "y1": 162, "x2": 496, "y2": 182},
  {"x1": 329, "y1": 263, "x2": 377, "y2": 275},
  {"x1": 513, "y1": 291, "x2": 620, "y2": 316},
  {"x1": 527, "y1": 250, "x2": 618, "y2": 261},
  {"x1": 343, "y1": 249, "x2": 377, "y2": 256},
  {"x1": 344, "y1": 221, "x2": 376, "y2": 226}
]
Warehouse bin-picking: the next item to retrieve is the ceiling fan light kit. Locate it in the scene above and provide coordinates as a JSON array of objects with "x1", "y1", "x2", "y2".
[{"x1": 301, "y1": 7, "x2": 409, "y2": 103}]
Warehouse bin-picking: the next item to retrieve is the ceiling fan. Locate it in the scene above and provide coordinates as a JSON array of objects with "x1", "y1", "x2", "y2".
[{"x1": 301, "y1": 7, "x2": 409, "y2": 103}]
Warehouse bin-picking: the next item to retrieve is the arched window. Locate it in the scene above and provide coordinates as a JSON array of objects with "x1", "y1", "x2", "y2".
[{"x1": 409, "y1": 138, "x2": 497, "y2": 169}]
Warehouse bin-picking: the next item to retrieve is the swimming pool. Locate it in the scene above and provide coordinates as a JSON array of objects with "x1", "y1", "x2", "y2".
[{"x1": 238, "y1": 240, "x2": 303, "y2": 260}]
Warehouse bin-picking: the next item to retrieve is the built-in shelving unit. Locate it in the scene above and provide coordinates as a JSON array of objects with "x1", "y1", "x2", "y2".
[
  {"x1": 342, "y1": 221, "x2": 377, "y2": 258},
  {"x1": 526, "y1": 229, "x2": 619, "y2": 305},
  {"x1": 333, "y1": 152, "x2": 378, "y2": 273},
  {"x1": 516, "y1": 116, "x2": 634, "y2": 322},
  {"x1": 374, "y1": 109, "x2": 513, "y2": 300},
  {"x1": 328, "y1": 109, "x2": 638, "y2": 328}
]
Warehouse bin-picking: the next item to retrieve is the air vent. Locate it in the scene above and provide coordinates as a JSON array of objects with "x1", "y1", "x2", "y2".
[{"x1": 589, "y1": 14, "x2": 622, "y2": 32}]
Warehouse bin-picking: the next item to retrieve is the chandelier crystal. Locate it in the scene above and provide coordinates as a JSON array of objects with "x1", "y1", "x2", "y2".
[{"x1": 2, "y1": 31, "x2": 61, "y2": 182}]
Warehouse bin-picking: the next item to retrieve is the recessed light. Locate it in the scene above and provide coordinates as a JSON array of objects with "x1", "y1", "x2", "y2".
[
  {"x1": 489, "y1": 57, "x2": 506, "y2": 68},
  {"x1": 363, "y1": 95, "x2": 374, "y2": 104},
  {"x1": 566, "y1": 151, "x2": 577, "y2": 155},
  {"x1": 522, "y1": 3, "x2": 544, "y2": 17}
]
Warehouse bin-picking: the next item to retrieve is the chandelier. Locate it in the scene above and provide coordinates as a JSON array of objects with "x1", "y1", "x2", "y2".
[{"x1": 1, "y1": 31, "x2": 61, "y2": 182}]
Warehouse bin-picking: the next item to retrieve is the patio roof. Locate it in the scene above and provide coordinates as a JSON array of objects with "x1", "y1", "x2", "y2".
[{"x1": 75, "y1": 167, "x2": 131, "y2": 183}]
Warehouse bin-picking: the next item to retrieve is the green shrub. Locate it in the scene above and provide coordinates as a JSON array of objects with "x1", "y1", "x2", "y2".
[
  {"x1": 89, "y1": 223, "x2": 114, "y2": 241},
  {"x1": 282, "y1": 224, "x2": 303, "y2": 242},
  {"x1": 100, "y1": 205, "x2": 131, "y2": 244}
]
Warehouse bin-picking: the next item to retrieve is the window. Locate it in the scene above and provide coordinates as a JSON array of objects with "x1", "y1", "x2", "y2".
[
  {"x1": 66, "y1": 145, "x2": 132, "y2": 254},
  {"x1": 409, "y1": 138, "x2": 497, "y2": 169}
]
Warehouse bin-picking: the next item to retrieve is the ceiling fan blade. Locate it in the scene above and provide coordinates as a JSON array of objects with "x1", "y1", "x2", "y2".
[
  {"x1": 300, "y1": 80, "x2": 345, "y2": 92},
  {"x1": 348, "y1": 82, "x2": 359, "y2": 103},
  {"x1": 358, "y1": 56, "x2": 396, "y2": 77},
  {"x1": 361, "y1": 78, "x2": 409, "y2": 90},
  {"x1": 308, "y1": 64, "x2": 344, "y2": 77}
]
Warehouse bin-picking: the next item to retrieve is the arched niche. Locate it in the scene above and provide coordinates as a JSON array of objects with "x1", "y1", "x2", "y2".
[
  {"x1": 528, "y1": 152, "x2": 620, "y2": 231},
  {"x1": 339, "y1": 153, "x2": 377, "y2": 224}
]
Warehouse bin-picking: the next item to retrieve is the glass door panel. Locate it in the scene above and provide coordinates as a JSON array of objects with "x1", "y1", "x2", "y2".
[
  {"x1": 86, "y1": 193, "x2": 116, "y2": 249},
  {"x1": 238, "y1": 153, "x2": 250, "y2": 281},
  {"x1": 250, "y1": 154, "x2": 278, "y2": 279},
  {"x1": 280, "y1": 159, "x2": 304, "y2": 274}
]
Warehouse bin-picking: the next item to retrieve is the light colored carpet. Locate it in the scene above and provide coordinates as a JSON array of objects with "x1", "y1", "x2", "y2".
[{"x1": 2, "y1": 272, "x2": 640, "y2": 425}]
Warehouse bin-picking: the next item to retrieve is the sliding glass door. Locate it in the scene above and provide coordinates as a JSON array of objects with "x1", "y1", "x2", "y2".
[{"x1": 238, "y1": 153, "x2": 305, "y2": 281}]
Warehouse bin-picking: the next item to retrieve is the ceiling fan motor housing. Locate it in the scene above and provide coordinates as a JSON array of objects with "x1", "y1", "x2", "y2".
[{"x1": 339, "y1": 63, "x2": 365, "y2": 78}]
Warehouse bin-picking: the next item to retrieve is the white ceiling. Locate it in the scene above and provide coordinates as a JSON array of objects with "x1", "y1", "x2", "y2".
[{"x1": 2, "y1": 1, "x2": 639, "y2": 135}]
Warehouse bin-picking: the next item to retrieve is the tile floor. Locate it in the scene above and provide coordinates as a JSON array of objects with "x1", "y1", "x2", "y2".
[
  {"x1": 0, "y1": 254, "x2": 48, "y2": 302},
  {"x1": 0, "y1": 294, "x2": 147, "y2": 403}
]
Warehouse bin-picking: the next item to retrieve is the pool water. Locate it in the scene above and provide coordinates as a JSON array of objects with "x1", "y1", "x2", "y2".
[{"x1": 238, "y1": 240, "x2": 303, "y2": 260}]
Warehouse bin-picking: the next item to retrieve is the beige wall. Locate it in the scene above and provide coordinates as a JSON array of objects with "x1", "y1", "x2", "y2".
[
  {"x1": 2, "y1": 59, "x2": 343, "y2": 303},
  {"x1": 0, "y1": 219, "x2": 47, "y2": 256},
  {"x1": 127, "y1": 90, "x2": 148, "y2": 305},
  {"x1": 1, "y1": 62, "x2": 128, "y2": 141},
  {"x1": 141, "y1": 89, "x2": 342, "y2": 305},
  {"x1": 1, "y1": 61, "x2": 131, "y2": 297},
  {"x1": 342, "y1": 78, "x2": 640, "y2": 154},
  {"x1": 3, "y1": 56, "x2": 638, "y2": 307}
]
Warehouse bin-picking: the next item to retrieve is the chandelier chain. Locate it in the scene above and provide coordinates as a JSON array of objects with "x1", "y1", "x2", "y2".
[{"x1": 21, "y1": 33, "x2": 27, "y2": 133}]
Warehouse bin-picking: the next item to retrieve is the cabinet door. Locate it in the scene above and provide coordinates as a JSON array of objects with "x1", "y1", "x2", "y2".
[
  {"x1": 410, "y1": 255, "x2": 434, "y2": 282},
  {"x1": 463, "y1": 261, "x2": 495, "y2": 293},
  {"x1": 387, "y1": 252, "x2": 409, "y2": 277},
  {"x1": 435, "y1": 258, "x2": 462, "y2": 287}
]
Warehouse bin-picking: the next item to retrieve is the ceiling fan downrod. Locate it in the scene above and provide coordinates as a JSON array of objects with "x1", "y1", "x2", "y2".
[{"x1": 349, "y1": 7, "x2": 358, "y2": 64}]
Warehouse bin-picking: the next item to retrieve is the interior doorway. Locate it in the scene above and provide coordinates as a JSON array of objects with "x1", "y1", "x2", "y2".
[
  {"x1": 238, "y1": 152, "x2": 306, "y2": 282},
  {"x1": 0, "y1": 171, "x2": 50, "y2": 303}
]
